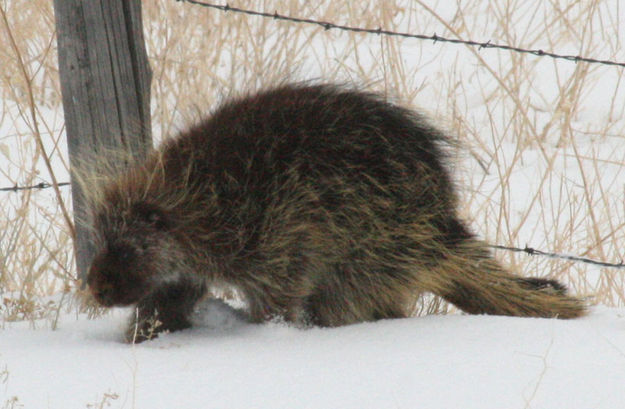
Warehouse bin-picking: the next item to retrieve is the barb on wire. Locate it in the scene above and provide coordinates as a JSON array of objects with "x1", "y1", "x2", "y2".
[
  {"x1": 0, "y1": 182, "x2": 71, "y2": 193},
  {"x1": 3, "y1": 182, "x2": 622, "y2": 269},
  {"x1": 176, "y1": 0, "x2": 625, "y2": 69},
  {"x1": 490, "y1": 244, "x2": 625, "y2": 269}
]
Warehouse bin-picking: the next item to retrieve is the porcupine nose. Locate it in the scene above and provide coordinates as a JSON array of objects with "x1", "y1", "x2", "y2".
[
  {"x1": 93, "y1": 283, "x2": 115, "y2": 305},
  {"x1": 87, "y1": 262, "x2": 115, "y2": 306}
]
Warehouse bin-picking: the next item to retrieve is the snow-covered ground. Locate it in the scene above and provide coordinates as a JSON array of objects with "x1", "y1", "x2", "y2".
[{"x1": 2, "y1": 300, "x2": 625, "y2": 409}]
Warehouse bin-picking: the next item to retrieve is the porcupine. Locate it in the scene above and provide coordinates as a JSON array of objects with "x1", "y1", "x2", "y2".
[{"x1": 85, "y1": 83, "x2": 586, "y2": 342}]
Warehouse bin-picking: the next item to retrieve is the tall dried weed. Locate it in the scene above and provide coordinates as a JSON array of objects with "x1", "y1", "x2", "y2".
[{"x1": 0, "y1": 0, "x2": 623, "y2": 323}]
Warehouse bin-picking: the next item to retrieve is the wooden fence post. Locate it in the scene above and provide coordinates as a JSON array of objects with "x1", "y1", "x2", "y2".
[{"x1": 53, "y1": 0, "x2": 152, "y2": 281}]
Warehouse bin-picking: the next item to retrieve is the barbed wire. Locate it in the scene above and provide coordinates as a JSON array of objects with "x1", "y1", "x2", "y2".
[
  {"x1": 5, "y1": 3, "x2": 624, "y2": 269},
  {"x1": 490, "y1": 245, "x2": 625, "y2": 269},
  {"x1": 176, "y1": 0, "x2": 625, "y2": 69},
  {"x1": 3, "y1": 181, "x2": 624, "y2": 269},
  {"x1": 0, "y1": 181, "x2": 71, "y2": 192}
]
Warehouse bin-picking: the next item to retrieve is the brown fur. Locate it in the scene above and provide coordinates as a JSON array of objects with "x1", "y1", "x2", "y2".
[{"x1": 85, "y1": 83, "x2": 586, "y2": 342}]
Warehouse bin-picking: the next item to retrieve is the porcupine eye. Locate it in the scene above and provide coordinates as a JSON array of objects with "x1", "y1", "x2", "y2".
[
  {"x1": 146, "y1": 210, "x2": 165, "y2": 229},
  {"x1": 114, "y1": 245, "x2": 134, "y2": 262},
  {"x1": 133, "y1": 203, "x2": 168, "y2": 230}
]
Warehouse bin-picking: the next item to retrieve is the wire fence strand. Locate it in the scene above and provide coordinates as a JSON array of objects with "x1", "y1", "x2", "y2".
[
  {"x1": 4, "y1": 2, "x2": 623, "y2": 272},
  {"x1": 176, "y1": 0, "x2": 625, "y2": 69},
  {"x1": 489, "y1": 245, "x2": 625, "y2": 269},
  {"x1": 0, "y1": 182, "x2": 71, "y2": 192},
  {"x1": 2, "y1": 180, "x2": 623, "y2": 269}
]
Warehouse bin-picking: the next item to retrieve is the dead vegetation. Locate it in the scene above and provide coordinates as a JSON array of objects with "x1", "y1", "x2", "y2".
[{"x1": 0, "y1": 0, "x2": 623, "y2": 323}]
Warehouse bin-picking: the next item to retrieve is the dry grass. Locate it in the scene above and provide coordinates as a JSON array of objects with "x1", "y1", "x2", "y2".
[{"x1": 0, "y1": 0, "x2": 623, "y2": 323}]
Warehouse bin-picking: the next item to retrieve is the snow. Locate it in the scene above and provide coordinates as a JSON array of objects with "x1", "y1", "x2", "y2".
[{"x1": 2, "y1": 301, "x2": 625, "y2": 408}]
